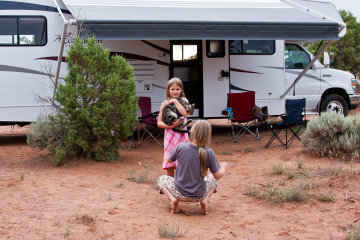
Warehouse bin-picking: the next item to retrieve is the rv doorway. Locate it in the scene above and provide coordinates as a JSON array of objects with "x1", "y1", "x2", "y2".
[{"x1": 170, "y1": 40, "x2": 203, "y2": 118}]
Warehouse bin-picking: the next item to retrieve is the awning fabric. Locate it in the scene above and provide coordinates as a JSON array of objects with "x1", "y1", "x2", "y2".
[{"x1": 61, "y1": 0, "x2": 345, "y2": 40}]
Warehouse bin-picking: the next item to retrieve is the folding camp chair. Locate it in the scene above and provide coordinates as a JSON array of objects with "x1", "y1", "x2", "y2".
[
  {"x1": 137, "y1": 96, "x2": 163, "y2": 147},
  {"x1": 264, "y1": 98, "x2": 306, "y2": 149},
  {"x1": 121, "y1": 130, "x2": 137, "y2": 151},
  {"x1": 221, "y1": 91, "x2": 260, "y2": 142}
]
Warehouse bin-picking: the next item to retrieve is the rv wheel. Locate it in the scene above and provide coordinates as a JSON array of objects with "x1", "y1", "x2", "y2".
[{"x1": 320, "y1": 94, "x2": 348, "y2": 116}]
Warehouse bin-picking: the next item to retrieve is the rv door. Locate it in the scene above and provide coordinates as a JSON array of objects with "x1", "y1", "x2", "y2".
[{"x1": 203, "y1": 40, "x2": 229, "y2": 118}]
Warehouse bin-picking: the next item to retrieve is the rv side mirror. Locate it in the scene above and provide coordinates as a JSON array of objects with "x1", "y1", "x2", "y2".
[{"x1": 323, "y1": 52, "x2": 330, "y2": 67}]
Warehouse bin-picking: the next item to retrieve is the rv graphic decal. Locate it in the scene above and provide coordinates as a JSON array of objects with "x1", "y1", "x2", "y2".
[
  {"x1": 230, "y1": 68, "x2": 262, "y2": 74},
  {"x1": 229, "y1": 84, "x2": 250, "y2": 92},
  {"x1": 54, "y1": 33, "x2": 103, "y2": 47},
  {"x1": 259, "y1": 66, "x2": 284, "y2": 70},
  {"x1": 54, "y1": 32, "x2": 75, "y2": 46},
  {"x1": 0, "y1": 64, "x2": 53, "y2": 77},
  {"x1": 110, "y1": 52, "x2": 169, "y2": 66},
  {"x1": 285, "y1": 70, "x2": 323, "y2": 82},
  {"x1": 0, "y1": 1, "x2": 71, "y2": 14},
  {"x1": 152, "y1": 83, "x2": 166, "y2": 90},
  {"x1": 36, "y1": 57, "x2": 66, "y2": 63},
  {"x1": 141, "y1": 40, "x2": 170, "y2": 55}
]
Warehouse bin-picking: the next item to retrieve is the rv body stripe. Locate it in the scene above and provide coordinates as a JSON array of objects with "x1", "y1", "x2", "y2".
[
  {"x1": 229, "y1": 84, "x2": 249, "y2": 92},
  {"x1": 259, "y1": 66, "x2": 284, "y2": 70},
  {"x1": 230, "y1": 68, "x2": 262, "y2": 74},
  {"x1": 0, "y1": 1, "x2": 71, "y2": 14},
  {"x1": 37, "y1": 54, "x2": 169, "y2": 66},
  {"x1": 141, "y1": 41, "x2": 171, "y2": 55},
  {"x1": 0, "y1": 64, "x2": 52, "y2": 77},
  {"x1": 110, "y1": 52, "x2": 169, "y2": 66},
  {"x1": 152, "y1": 83, "x2": 166, "y2": 90},
  {"x1": 285, "y1": 69, "x2": 323, "y2": 82},
  {"x1": 36, "y1": 57, "x2": 66, "y2": 63}
]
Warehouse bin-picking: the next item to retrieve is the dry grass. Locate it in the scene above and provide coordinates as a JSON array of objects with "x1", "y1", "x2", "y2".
[{"x1": 158, "y1": 221, "x2": 189, "y2": 239}]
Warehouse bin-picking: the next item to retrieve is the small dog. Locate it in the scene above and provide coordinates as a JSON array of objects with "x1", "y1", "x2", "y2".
[{"x1": 162, "y1": 98, "x2": 195, "y2": 133}]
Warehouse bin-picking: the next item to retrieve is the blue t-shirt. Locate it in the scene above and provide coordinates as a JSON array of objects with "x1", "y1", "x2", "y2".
[{"x1": 170, "y1": 142, "x2": 220, "y2": 198}]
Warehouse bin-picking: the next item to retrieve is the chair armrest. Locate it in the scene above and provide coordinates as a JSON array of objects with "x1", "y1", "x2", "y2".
[
  {"x1": 138, "y1": 111, "x2": 160, "y2": 120},
  {"x1": 221, "y1": 107, "x2": 233, "y2": 120}
]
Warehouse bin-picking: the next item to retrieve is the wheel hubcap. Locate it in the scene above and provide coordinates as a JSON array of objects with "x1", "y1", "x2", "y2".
[{"x1": 327, "y1": 100, "x2": 343, "y2": 114}]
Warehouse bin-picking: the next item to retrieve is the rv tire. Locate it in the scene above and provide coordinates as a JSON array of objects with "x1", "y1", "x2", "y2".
[{"x1": 320, "y1": 94, "x2": 348, "y2": 116}]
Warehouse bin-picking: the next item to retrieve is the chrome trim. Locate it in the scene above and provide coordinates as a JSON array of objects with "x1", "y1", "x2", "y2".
[{"x1": 349, "y1": 95, "x2": 359, "y2": 104}]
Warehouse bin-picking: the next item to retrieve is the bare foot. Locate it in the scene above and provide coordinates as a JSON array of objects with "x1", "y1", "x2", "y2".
[
  {"x1": 171, "y1": 199, "x2": 180, "y2": 214},
  {"x1": 200, "y1": 199, "x2": 208, "y2": 215}
]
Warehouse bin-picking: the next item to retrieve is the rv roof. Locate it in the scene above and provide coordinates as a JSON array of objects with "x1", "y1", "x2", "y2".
[{"x1": 61, "y1": 0, "x2": 345, "y2": 40}]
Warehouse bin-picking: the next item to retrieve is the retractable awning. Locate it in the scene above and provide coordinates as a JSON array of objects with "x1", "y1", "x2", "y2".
[{"x1": 61, "y1": 0, "x2": 345, "y2": 40}]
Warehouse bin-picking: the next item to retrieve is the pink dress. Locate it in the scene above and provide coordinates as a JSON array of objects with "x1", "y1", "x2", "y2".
[{"x1": 162, "y1": 100, "x2": 189, "y2": 169}]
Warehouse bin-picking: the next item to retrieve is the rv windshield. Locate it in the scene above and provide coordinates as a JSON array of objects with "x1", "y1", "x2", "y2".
[{"x1": 285, "y1": 44, "x2": 311, "y2": 69}]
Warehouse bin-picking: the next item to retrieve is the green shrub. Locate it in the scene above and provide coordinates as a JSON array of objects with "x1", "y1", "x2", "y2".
[
  {"x1": 286, "y1": 171, "x2": 296, "y2": 179},
  {"x1": 283, "y1": 183, "x2": 307, "y2": 202},
  {"x1": 301, "y1": 112, "x2": 360, "y2": 161},
  {"x1": 27, "y1": 116, "x2": 51, "y2": 149},
  {"x1": 271, "y1": 162, "x2": 284, "y2": 175},
  {"x1": 315, "y1": 192, "x2": 335, "y2": 202},
  {"x1": 246, "y1": 182, "x2": 308, "y2": 203},
  {"x1": 27, "y1": 36, "x2": 138, "y2": 165}
]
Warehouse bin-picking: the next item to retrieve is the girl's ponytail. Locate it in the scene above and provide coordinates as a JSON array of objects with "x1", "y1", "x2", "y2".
[
  {"x1": 190, "y1": 120, "x2": 212, "y2": 177},
  {"x1": 199, "y1": 146, "x2": 207, "y2": 177}
]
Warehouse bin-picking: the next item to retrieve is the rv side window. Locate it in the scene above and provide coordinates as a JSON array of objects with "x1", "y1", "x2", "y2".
[
  {"x1": 285, "y1": 44, "x2": 311, "y2": 69},
  {"x1": 206, "y1": 40, "x2": 225, "y2": 58},
  {"x1": 229, "y1": 40, "x2": 275, "y2": 55},
  {"x1": 0, "y1": 17, "x2": 47, "y2": 46},
  {"x1": 172, "y1": 44, "x2": 198, "y2": 62}
]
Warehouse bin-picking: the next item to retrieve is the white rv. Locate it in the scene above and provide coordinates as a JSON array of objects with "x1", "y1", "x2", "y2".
[{"x1": 0, "y1": 0, "x2": 357, "y2": 125}]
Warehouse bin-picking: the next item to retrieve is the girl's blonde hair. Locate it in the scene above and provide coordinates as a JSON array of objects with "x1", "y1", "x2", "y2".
[
  {"x1": 190, "y1": 120, "x2": 212, "y2": 177},
  {"x1": 165, "y1": 77, "x2": 185, "y2": 100}
]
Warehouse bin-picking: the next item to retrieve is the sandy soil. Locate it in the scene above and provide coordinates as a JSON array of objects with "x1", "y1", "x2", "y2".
[{"x1": 1, "y1": 110, "x2": 360, "y2": 240}]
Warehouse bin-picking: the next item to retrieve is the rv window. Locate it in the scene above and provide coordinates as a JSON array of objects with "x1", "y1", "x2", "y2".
[
  {"x1": 206, "y1": 40, "x2": 225, "y2": 58},
  {"x1": 229, "y1": 40, "x2": 242, "y2": 54},
  {"x1": 172, "y1": 44, "x2": 198, "y2": 62},
  {"x1": 0, "y1": 18, "x2": 17, "y2": 44},
  {"x1": 229, "y1": 40, "x2": 275, "y2": 55},
  {"x1": 0, "y1": 17, "x2": 47, "y2": 46},
  {"x1": 285, "y1": 44, "x2": 311, "y2": 69}
]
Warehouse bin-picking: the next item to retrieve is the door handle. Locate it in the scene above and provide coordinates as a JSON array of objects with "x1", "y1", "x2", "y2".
[{"x1": 322, "y1": 74, "x2": 332, "y2": 77}]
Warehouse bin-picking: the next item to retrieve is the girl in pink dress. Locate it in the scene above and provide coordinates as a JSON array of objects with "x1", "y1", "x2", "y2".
[{"x1": 157, "y1": 78, "x2": 190, "y2": 177}]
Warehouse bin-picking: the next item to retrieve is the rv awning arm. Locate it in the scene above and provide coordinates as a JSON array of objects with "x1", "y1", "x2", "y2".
[
  {"x1": 52, "y1": 0, "x2": 69, "y2": 103},
  {"x1": 280, "y1": 25, "x2": 345, "y2": 99}
]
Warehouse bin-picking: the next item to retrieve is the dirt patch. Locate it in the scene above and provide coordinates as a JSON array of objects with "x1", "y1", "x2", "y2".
[{"x1": 1, "y1": 109, "x2": 360, "y2": 239}]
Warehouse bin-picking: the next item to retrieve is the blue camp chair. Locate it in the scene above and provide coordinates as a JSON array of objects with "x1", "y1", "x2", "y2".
[{"x1": 264, "y1": 98, "x2": 306, "y2": 149}]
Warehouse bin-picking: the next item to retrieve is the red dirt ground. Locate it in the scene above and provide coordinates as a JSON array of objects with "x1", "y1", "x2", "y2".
[{"x1": 1, "y1": 108, "x2": 360, "y2": 239}]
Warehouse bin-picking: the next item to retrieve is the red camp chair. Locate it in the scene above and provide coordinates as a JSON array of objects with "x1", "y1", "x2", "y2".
[
  {"x1": 137, "y1": 97, "x2": 163, "y2": 147},
  {"x1": 222, "y1": 91, "x2": 260, "y2": 142}
]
